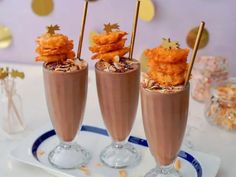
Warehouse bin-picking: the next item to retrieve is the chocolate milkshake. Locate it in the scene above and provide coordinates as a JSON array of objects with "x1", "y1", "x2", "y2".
[
  {"x1": 89, "y1": 23, "x2": 141, "y2": 168},
  {"x1": 141, "y1": 85, "x2": 189, "y2": 165},
  {"x1": 43, "y1": 64, "x2": 88, "y2": 142},
  {"x1": 95, "y1": 61, "x2": 141, "y2": 168},
  {"x1": 35, "y1": 25, "x2": 90, "y2": 169},
  {"x1": 95, "y1": 62, "x2": 140, "y2": 142},
  {"x1": 141, "y1": 38, "x2": 190, "y2": 177}
]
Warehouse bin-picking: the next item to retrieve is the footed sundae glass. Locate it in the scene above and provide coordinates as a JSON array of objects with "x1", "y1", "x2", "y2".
[
  {"x1": 141, "y1": 84, "x2": 190, "y2": 177},
  {"x1": 95, "y1": 61, "x2": 141, "y2": 168},
  {"x1": 43, "y1": 63, "x2": 90, "y2": 169}
]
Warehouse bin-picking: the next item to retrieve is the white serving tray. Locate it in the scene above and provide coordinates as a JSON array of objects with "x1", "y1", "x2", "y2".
[{"x1": 10, "y1": 124, "x2": 221, "y2": 177}]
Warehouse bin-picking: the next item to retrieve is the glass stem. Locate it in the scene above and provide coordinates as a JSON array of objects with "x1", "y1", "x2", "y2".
[
  {"x1": 160, "y1": 163, "x2": 175, "y2": 175},
  {"x1": 112, "y1": 141, "x2": 125, "y2": 149},
  {"x1": 59, "y1": 139, "x2": 78, "y2": 149},
  {"x1": 60, "y1": 142, "x2": 73, "y2": 149}
]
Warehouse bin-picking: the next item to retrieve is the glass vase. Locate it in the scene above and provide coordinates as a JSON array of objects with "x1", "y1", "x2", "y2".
[{"x1": 0, "y1": 79, "x2": 24, "y2": 134}]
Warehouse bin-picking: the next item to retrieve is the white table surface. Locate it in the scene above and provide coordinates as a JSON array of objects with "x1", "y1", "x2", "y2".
[{"x1": 0, "y1": 62, "x2": 235, "y2": 177}]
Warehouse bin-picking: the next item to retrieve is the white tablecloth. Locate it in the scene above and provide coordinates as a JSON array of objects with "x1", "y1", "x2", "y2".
[{"x1": 0, "y1": 62, "x2": 235, "y2": 177}]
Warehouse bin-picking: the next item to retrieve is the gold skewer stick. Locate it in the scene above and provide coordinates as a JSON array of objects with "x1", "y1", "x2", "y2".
[
  {"x1": 184, "y1": 21, "x2": 205, "y2": 86},
  {"x1": 77, "y1": 1, "x2": 89, "y2": 59},
  {"x1": 129, "y1": 0, "x2": 141, "y2": 60}
]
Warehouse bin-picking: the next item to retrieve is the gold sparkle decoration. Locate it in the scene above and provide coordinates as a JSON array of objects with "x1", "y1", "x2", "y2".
[
  {"x1": 47, "y1": 25, "x2": 60, "y2": 35},
  {"x1": 140, "y1": 51, "x2": 149, "y2": 72},
  {"x1": 0, "y1": 68, "x2": 8, "y2": 80},
  {"x1": 0, "y1": 25, "x2": 12, "y2": 49},
  {"x1": 0, "y1": 67, "x2": 25, "y2": 80},
  {"x1": 103, "y1": 23, "x2": 120, "y2": 34},
  {"x1": 161, "y1": 38, "x2": 180, "y2": 50},
  {"x1": 139, "y1": 0, "x2": 155, "y2": 22},
  {"x1": 186, "y1": 26, "x2": 209, "y2": 49},
  {"x1": 10, "y1": 69, "x2": 25, "y2": 79},
  {"x1": 31, "y1": 0, "x2": 54, "y2": 16}
]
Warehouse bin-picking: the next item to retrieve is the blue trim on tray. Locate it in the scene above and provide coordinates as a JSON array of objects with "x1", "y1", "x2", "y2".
[{"x1": 32, "y1": 125, "x2": 202, "y2": 177}]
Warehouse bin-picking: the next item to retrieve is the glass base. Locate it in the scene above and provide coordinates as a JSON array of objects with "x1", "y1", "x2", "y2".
[
  {"x1": 144, "y1": 165, "x2": 181, "y2": 177},
  {"x1": 48, "y1": 142, "x2": 91, "y2": 169},
  {"x1": 100, "y1": 142, "x2": 141, "y2": 169}
]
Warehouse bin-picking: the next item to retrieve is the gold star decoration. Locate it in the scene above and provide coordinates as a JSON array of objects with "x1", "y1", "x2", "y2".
[
  {"x1": 0, "y1": 67, "x2": 25, "y2": 80},
  {"x1": 161, "y1": 38, "x2": 180, "y2": 50},
  {"x1": 47, "y1": 25, "x2": 60, "y2": 35},
  {"x1": 11, "y1": 69, "x2": 25, "y2": 79},
  {"x1": 0, "y1": 68, "x2": 8, "y2": 80},
  {"x1": 103, "y1": 23, "x2": 120, "y2": 34}
]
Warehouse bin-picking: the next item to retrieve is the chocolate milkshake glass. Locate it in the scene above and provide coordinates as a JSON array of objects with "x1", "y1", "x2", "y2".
[
  {"x1": 141, "y1": 84, "x2": 190, "y2": 177},
  {"x1": 43, "y1": 63, "x2": 90, "y2": 169},
  {"x1": 95, "y1": 62, "x2": 141, "y2": 168}
]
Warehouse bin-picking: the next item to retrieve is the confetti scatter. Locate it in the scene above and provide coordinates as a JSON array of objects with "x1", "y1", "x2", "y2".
[
  {"x1": 31, "y1": 0, "x2": 54, "y2": 16},
  {"x1": 0, "y1": 25, "x2": 12, "y2": 49},
  {"x1": 139, "y1": 0, "x2": 155, "y2": 22},
  {"x1": 175, "y1": 159, "x2": 181, "y2": 171},
  {"x1": 37, "y1": 150, "x2": 45, "y2": 157},
  {"x1": 119, "y1": 169, "x2": 127, "y2": 177},
  {"x1": 79, "y1": 166, "x2": 91, "y2": 176},
  {"x1": 186, "y1": 26, "x2": 209, "y2": 49},
  {"x1": 95, "y1": 162, "x2": 103, "y2": 168}
]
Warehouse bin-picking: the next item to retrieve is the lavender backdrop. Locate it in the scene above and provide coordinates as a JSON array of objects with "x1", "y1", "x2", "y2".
[{"x1": 0, "y1": 0, "x2": 235, "y2": 75}]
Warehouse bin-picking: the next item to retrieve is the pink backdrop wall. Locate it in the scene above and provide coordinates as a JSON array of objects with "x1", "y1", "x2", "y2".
[{"x1": 0, "y1": 0, "x2": 235, "y2": 75}]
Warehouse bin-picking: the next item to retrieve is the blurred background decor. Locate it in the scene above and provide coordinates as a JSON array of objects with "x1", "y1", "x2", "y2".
[
  {"x1": 205, "y1": 77, "x2": 236, "y2": 131},
  {"x1": 0, "y1": 25, "x2": 12, "y2": 49},
  {"x1": 31, "y1": 0, "x2": 54, "y2": 16},
  {"x1": 191, "y1": 56, "x2": 229, "y2": 102},
  {"x1": 186, "y1": 26, "x2": 209, "y2": 49},
  {"x1": 139, "y1": 0, "x2": 155, "y2": 22}
]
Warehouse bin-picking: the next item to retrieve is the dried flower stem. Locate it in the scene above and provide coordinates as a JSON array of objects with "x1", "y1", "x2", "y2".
[{"x1": 2, "y1": 79, "x2": 24, "y2": 128}]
